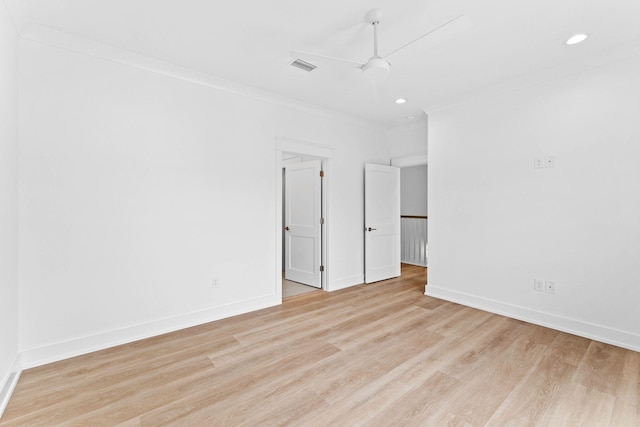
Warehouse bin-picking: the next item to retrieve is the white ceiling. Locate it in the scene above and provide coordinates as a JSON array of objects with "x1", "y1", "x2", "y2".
[{"x1": 6, "y1": 0, "x2": 640, "y2": 126}]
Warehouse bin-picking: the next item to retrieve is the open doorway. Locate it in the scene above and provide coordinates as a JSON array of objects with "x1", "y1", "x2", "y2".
[
  {"x1": 282, "y1": 155, "x2": 324, "y2": 298},
  {"x1": 391, "y1": 153, "x2": 428, "y2": 286},
  {"x1": 275, "y1": 137, "x2": 333, "y2": 301},
  {"x1": 399, "y1": 164, "x2": 428, "y2": 267}
]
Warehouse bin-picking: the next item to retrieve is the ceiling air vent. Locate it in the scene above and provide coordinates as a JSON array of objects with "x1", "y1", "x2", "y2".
[{"x1": 290, "y1": 59, "x2": 317, "y2": 72}]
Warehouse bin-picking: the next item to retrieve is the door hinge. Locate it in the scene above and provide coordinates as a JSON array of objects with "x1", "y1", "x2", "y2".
[
  {"x1": 320, "y1": 218, "x2": 325, "y2": 225},
  {"x1": 320, "y1": 170, "x2": 325, "y2": 178},
  {"x1": 320, "y1": 265, "x2": 325, "y2": 272}
]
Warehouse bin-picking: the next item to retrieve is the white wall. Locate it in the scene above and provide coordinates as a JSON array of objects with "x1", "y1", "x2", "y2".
[
  {"x1": 426, "y1": 55, "x2": 640, "y2": 350},
  {"x1": 388, "y1": 120, "x2": 428, "y2": 161},
  {"x1": 18, "y1": 39, "x2": 389, "y2": 367},
  {"x1": 401, "y1": 165, "x2": 428, "y2": 217},
  {"x1": 0, "y1": 0, "x2": 20, "y2": 407}
]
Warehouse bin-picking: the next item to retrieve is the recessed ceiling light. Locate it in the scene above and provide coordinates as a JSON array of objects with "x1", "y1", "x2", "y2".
[
  {"x1": 566, "y1": 34, "x2": 588, "y2": 45},
  {"x1": 395, "y1": 98, "x2": 407, "y2": 104},
  {"x1": 407, "y1": 115, "x2": 416, "y2": 120}
]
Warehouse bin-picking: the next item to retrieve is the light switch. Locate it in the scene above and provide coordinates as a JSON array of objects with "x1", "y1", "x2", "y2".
[{"x1": 544, "y1": 155, "x2": 555, "y2": 168}]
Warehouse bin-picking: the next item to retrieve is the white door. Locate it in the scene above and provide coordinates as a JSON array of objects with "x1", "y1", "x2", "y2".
[
  {"x1": 284, "y1": 160, "x2": 322, "y2": 288},
  {"x1": 365, "y1": 163, "x2": 401, "y2": 283}
]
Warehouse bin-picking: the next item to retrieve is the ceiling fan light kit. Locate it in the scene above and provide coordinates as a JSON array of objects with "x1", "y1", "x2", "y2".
[{"x1": 362, "y1": 57, "x2": 391, "y2": 80}]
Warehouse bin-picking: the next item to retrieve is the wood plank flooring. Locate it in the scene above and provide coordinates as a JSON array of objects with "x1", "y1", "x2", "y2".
[
  {"x1": 2, "y1": 264, "x2": 639, "y2": 426},
  {"x1": 282, "y1": 278, "x2": 320, "y2": 299}
]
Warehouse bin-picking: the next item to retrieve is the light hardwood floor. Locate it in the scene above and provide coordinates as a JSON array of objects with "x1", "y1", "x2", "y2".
[
  {"x1": 2, "y1": 265, "x2": 639, "y2": 426},
  {"x1": 282, "y1": 278, "x2": 320, "y2": 299}
]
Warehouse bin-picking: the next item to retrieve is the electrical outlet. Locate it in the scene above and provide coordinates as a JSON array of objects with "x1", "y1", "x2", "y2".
[
  {"x1": 534, "y1": 158, "x2": 544, "y2": 169},
  {"x1": 545, "y1": 280, "x2": 555, "y2": 294},
  {"x1": 212, "y1": 278, "x2": 219, "y2": 289},
  {"x1": 534, "y1": 278, "x2": 544, "y2": 292},
  {"x1": 544, "y1": 155, "x2": 555, "y2": 168}
]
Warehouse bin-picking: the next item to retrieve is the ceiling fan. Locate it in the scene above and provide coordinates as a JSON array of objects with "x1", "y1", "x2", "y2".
[{"x1": 291, "y1": 8, "x2": 471, "y2": 80}]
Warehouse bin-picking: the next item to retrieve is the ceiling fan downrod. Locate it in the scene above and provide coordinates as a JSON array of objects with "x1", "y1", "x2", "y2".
[
  {"x1": 362, "y1": 9, "x2": 390, "y2": 79},
  {"x1": 372, "y1": 18, "x2": 380, "y2": 57}
]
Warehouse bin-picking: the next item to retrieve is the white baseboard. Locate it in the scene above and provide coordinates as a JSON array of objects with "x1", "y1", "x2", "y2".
[
  {"x1": 0, "y1": 354, "x2": 22, "y2": 419},
  {"x1": 402, "y1": 260, "x2": 427, "y2": 267},
  {"x1": 20, "y1": 294, "x2": 280, "y2": 370},
  {"x1": 328, "y1": 274, "x2": 364, "y2": 292},
  {"x1": 425, "y1": 285, "x2": 640, "y2": 352}
]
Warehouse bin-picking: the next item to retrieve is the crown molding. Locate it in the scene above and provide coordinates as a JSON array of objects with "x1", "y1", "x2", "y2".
[{"x1": 19, "y1": 23, "x2": 390, "y2": 133}]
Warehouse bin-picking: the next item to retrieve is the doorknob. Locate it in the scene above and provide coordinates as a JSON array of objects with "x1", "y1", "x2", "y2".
[
  {"x1": 284, "y1": 226, "x2": 290, "y2": 231},
  {"x1": 367, "y1": 227, "x2": 377, "y2": 232}
]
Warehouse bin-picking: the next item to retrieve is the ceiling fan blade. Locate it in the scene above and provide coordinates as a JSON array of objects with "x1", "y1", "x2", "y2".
[
  {"x1": 384, "y1": 14, "x2": 472, "y2": 58},
  {"x1": 290, "y1": 51, "x2": 364, "y2": 69}
]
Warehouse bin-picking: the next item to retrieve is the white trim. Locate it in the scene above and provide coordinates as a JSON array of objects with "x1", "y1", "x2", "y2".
[
  {"x1": 276, "y1": 137, "x2": 333, "y2": 295},
  {"x1": 18, "y1": 25, "x2": 387, "y2": 134},
  {"x1": 0, "y1": 354, "x2": 22, "y2": 419},
  {"x1": 390, "y1": 152, "x2": 428, "y2": 168},
  {"x1": 327, "y1": 274, "x2": 364, "y2": 292},
  {"x1": 282, "y1": 156, "x2": 303, "y2": 166},
  {"x1": 276, "y1": 137, "x2": 334, "y2": 159},
  {"x1": 387, "y1": 117, "x2": 429, "y2": 132},
  {"x1": 425, "y1": 285, "x2": 640, "y2": 352},
  {"x1": 20, "y1": 294, "x2": 279, "y2": 369},
  {"x1": 402, "y1": 260, "x2": 427, "y2": 268}
]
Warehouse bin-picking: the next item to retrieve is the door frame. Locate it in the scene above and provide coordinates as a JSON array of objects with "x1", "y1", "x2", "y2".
[
  {"x1": 390, "y1": 151, "x2": 428, "y2": 291},
  {"x1": 390, "y1": 152, "x2": 427, "y2": 168},
  {"x1": 275, "y1": 137, "x2": 333, "y2": 300}
]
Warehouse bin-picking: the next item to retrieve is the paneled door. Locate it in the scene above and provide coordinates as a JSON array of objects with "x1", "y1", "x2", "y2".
[
  {"x1": 284, "y1": 160, "x2": 322, "y2": 288},
  {"x1": 364, "y1": 163, "x2": 400, "y2": 283}
]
